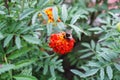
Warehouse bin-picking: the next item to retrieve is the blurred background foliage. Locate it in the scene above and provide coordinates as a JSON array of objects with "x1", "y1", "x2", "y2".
[{"x1": 0, "y1": 0, "x2": 120, "y2": 80}]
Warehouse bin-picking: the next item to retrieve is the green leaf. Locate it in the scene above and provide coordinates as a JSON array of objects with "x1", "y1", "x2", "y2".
[
  {"x1": 23, "y1": 35, "x2": 40, "y2": 44},
  {"x1": 0, "y1": 10, "x2": 5, "y2": 14},
  {"x1": 81, "y1": 43, "x2": 90, "y2": 48},
  {"x1": 83, "y1": 69, "x2": 99, "y2": 77},
  {"x1": 88, "y1": 27, "x2": 102, "y2": 31},
  {"x1": 96, "y1": 43, "x2": 101, "y2": 51},
  {"x1": 43, "y1": 64, "x2": 48, "y2": 75},
  {"x1": 99, "y1": 52, "x2": 111, "y2": 62},
  {"x1": 70, "y1": 15, "x2": 80, "y2": 24},
  {"x1": 80, "y1": 15, "x2": 88, "y2": 19},
  {"x1": 69, "y1": 24, "x2": 87, "y2": 39},
  {"x1": 114, "y1": 63, "x2": 120, "y2": 71},
  {"x1": 52, "y1": 7, "x2": 58, "y2": 21},
  {"x1": 47, "y1": 23, "x2": 52, "y2": 36},
  {"x1": 4, "y1": 34, "x2": 13, "y2": 47},
  {"x1": 32, "y1": 11, "x2": 40, "y2": 24},
  {"x1": 19, "y1": 8, "x2": 35, "y2": 20},
  {"x1": 48, "y1": 77, "x2": 56, "y2": 80},
  {"x1": 0, "y1": 64, "x2": 15, "y2": 74},
  {"x1": 15, "y1": 36, "x2": 22, "y2": 49},
  {"x1": 106, "y1": 66, "x2": 113, "y2": 80},
  {"x1": 38, "y1": 0, "x2": 50, "y2": 8},
  {"x1": 0, "y1": 21, "x2": 6, "y2": 30},
  {"x1": 57, "y1": 22, "x2": 66, "y2": 30},
  {"x1": 43, "y1": 58, "x2": 50, "y2": 75},
  {"x1": 62, "y1": 5, "x2": 68, "y2": 22},
  {"x1": 87, "y1": 61, "x2": 100, "y2": 67},
  {"x1": 41, "y1": 11, "x2": 48, "y2": 21},
  {"x1": 13, "y1": 75, "x2": 37, "y2": 80},
  {"x1": 91, "y1": 40, "x2": 95, "y2": 50},
  {"x1": 8, "y1": 47, "x2": 31, "y2": 60},
  {"x1": 100, "y1": 68, "x2": 104, "y2": 80},
  {"x1": 14, "y1": 58, "x2": 37, "y2": 69},
  {"x1": 71, "y1": 69, "x2": 84, "y2": 77},
  {"x1": 50, "y1": 65, "x2": 55, "y2": 77},
  {"x1": 42, "y1": 0, "x2": 50, "y2": 7},
  {"x1": 80, "y1": 52, "x2": 94, "y2": 59},
  {"x1": 54, "y1": 0, "x2": 63, "y2": 4},
  {"x1": 0, "y1": 32, "x2": 4, "y2": 40},
  {"x1": 57, "y1": 66, "x2": 64, "y2": 72}
]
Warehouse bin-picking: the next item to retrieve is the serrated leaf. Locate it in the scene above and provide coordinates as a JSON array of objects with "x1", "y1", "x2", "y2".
[
  {"x1": 87, "y1": 61, "x2": 100, "y2": 67},
  {"x1": 80, "y1": 52, "x2": 93, "y2": 59},
  {"x1": 96, "y1": 43, "x2": 101, "y2": 51},
  {"x1": 4, "y1": 34, "x2": 13, "y2": 47},
  {"x1": 43, "y1": 64, "x2": 48, "y2": 75},
  {"x1": 41, "y1": 11, "x2": 48, "y2": 21},
  {"x1": 32, "y1": 11, "x2": 40, "y2": 24},
  {"x1": 99, "y1": 52, "x2": 111, "y2": 62},
  {"x1": 23, "y1": 35, "x2": 40, "y2": 44},
  {"x1": 0, "y1": 10, "x2": 5, "y2": 14},
  {"x1": 88, "y1": 27, "x2": 102, "y2": 31},
  {"x1": 69, "y1": 24, "x2": 87, "y2": 39},
  {"x1": 0, "y1": 32, "x2": 4, "y2": 40},
  {"x1": 100, "y1": 68, "x2": 104, "y2": 80},
  {"x1": 91, "y1": 40, "x2": 95, "y2": 49},
  {"x1": 47, "y1": 23, "x2": 52, "y2": 36},
  {"x1": 79, "y1": 15, "x2": 88, "y2": 19},
  {"x1": 81, "y1": 43, "x2": 90, "y2": 48},
  {"x1": 83, "y1": 69, "x2": 99, "y2": 77},
  {"x1": 57, "y1": 66, "x2": 64, "y2": 72},
  {"x1": 48, "y1": 77, "x2": 56, "y2": 80},
  {"x1": 56, "y1": 59, "x2": 63, "y2": 65},
  {"x1": 13, "y1": 75, "x2": 37, "y2": 80},
  {"x1": 15, "y1": 36, "x2": 22, "y2": 49},
  {"x1": 19, "y1": 8, "x2": 35, "y2": 20},
  {"x1": 62, "y1": 5, "x2": 68, "y2": 22},
  {"x1": 0, "y1": 64, "x2": 15, "y2": 74},
  {"x1": 106, "y1": 66, "x2": 113, "y2": 80},
  {"x1": 14, "y1": 58, "x2": 37, "y2": 69},
  {"x1": 52, "y1": 7, "x2": 58, "y2": 21},
  {"x1": 114, "y1": 63, "x2": 120, "y2": 71},
  {"x1": 38, "y1": 0, "x2": 50, "y2": 8},
  {"x1": 42, "y1": 0, "x2": 50, "y2": 7},
  {"x1": 43, "y1": 58, "x2": 49, "y2": 75},
  {"x1": 71, "y1": 69, "x2": 84, "y2": 77},
  {"x1": 70, "y1": 15, "x2": 80, "y2": 24},
  {"x1": 8, "y1": 47, "x2": 31, "y2": 60},
  {"x1": 50, "y1": 65, "x2": 55, "y2": 77},
  {"x1": 57, "y1": 22, "x2": 66, "y2": 30}
]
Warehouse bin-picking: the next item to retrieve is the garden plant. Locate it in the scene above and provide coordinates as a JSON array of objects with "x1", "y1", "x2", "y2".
[{"x1": 0, "y1": 0, "x2": 120, "y2": 80}]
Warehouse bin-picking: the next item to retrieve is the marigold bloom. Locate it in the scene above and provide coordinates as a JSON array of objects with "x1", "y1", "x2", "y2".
[
  {"x1": 49, "y1": 32, "x2": 75, "y2": 54},
  {"x1": 38, "y1": 7, "x2": 61, "y2": 23}
]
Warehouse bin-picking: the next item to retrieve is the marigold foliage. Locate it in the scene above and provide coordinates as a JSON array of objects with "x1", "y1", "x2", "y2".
[{"x1": 0, "y1": 0, "x2": 120, "y2": 80}]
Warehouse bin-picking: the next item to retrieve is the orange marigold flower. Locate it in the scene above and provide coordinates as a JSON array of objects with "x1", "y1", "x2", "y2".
[
  {"x1": 44, "y1": 8, "x2": 61, "y2": 23},
  {"x1": 49, "y1": 32, "x2": 75, "y2": 54}
]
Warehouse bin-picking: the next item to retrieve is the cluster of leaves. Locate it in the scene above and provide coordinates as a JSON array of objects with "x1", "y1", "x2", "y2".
[
  {"x1": 69, "y1": 0, "x2": 120, "y2": 80},
  {"x1": 0, "y1": 0, "x2": 120, "y2": 80}
]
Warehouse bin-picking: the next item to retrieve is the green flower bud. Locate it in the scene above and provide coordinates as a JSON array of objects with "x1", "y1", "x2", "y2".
[{"x1": 117, "y1": 22, "x2": 120, "y2": 32}]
